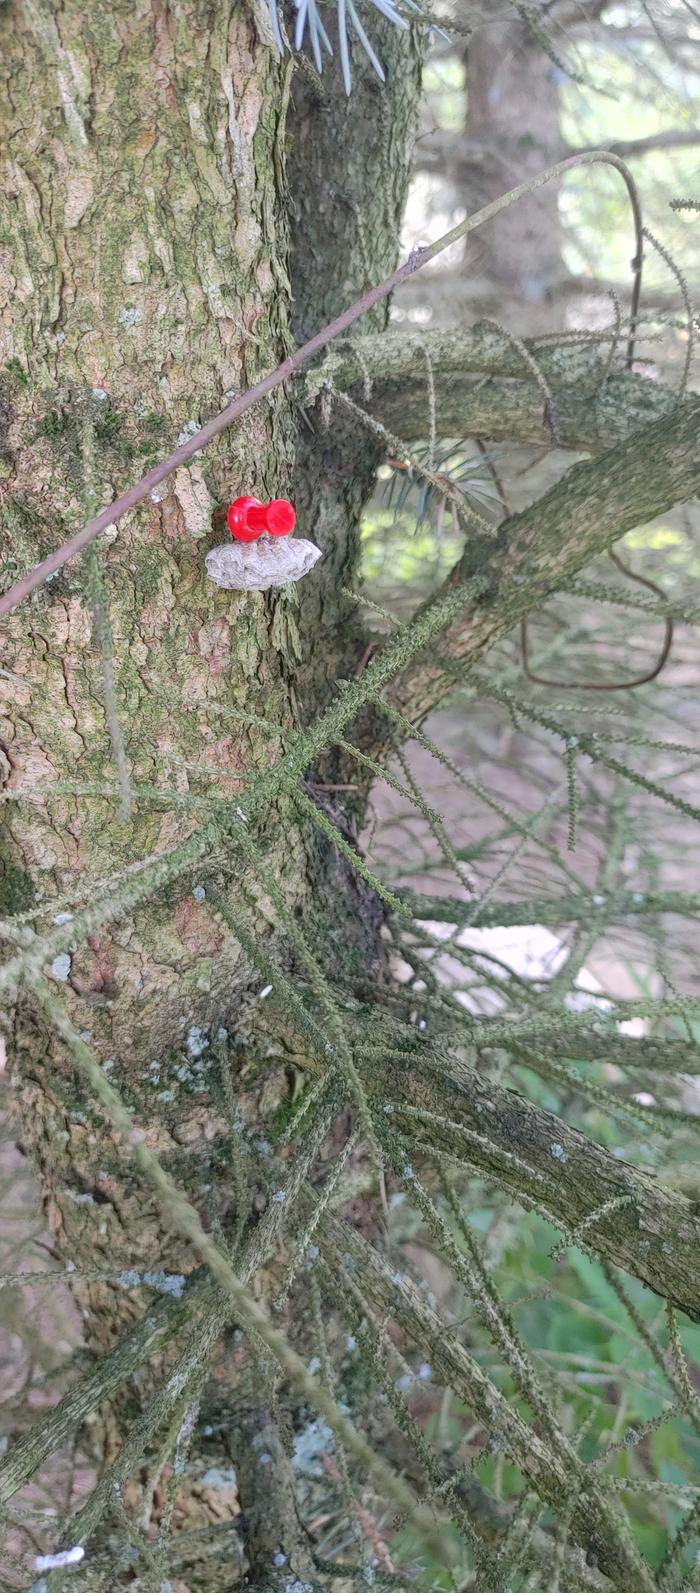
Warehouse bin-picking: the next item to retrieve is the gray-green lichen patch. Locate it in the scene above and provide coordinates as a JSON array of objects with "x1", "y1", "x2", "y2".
[{"x1": 0, "y1": 861, "x2": 36, "y2": 914}]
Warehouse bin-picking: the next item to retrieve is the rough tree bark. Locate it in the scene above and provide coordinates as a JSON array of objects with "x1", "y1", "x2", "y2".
[
  {"x1": 1, "y1": 0, "x2": 288, "y2": 1313},
  {"x1": 0, "y1": 0, "x2": 422, "y2": 1558},
  {"x1": 0, "y1": 0, "x2": 417, "y2": 1220}
]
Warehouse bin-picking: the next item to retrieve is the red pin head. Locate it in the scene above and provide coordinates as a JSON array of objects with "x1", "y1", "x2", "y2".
[{"x1": 227, "y1": 495, "x2": 296, "y2": 542}]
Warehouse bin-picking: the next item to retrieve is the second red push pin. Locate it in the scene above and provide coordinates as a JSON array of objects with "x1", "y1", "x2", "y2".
[{"x1": 227, "y1": 496, "x2": 296, "y2": 542}]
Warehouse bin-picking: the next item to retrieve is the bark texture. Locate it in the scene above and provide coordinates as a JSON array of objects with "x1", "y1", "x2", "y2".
[
  {"x1": 0, "y1": 0, "x2": 299, "y2": 1322},
  {"x1": 0, "y1": 0, "x2": 421, "y2": 1397},
  {"x1": 0, "y1": 12, "x2": 431, "y2": 1578}
]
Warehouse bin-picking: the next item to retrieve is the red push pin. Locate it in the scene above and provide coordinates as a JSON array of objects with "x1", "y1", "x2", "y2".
[{"x1": 227, "y1": 496, "x2": 296, "y2": 543}]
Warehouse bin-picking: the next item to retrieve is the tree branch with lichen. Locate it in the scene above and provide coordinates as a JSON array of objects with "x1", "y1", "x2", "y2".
[
  {"x1": 385, "y1": 394, "x2": 700, "y2": 728},
  {"x1": 308, "y1": 328, "x2": 673, "y2": 450}
]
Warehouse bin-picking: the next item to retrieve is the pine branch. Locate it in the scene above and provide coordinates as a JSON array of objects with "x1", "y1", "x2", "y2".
[
  {"x1": 427, "y1": 1011, "x2": 700, "y2": 1073},
  {"x1": 311, "y1": 329, "x2": 673, "y2": 449},
  {"x1": 320, "y1": 1208, "x2": 656, "y2": 1591},
  {"x1": 0, "y1": 1270, "x2": 212, "y2": 1505},
  {"x1": 56, "y1": 1086, "x2": 339, "y2": 1552},
  {"x1": 24, "y1": 980, "x2": 448, "y2": 1560},
  {"x1": 400, "y1": 887, "x2": 700, "y2": 931},
  {"x1": 366, "y1": 1048, "x2": 700, "y2": 1323},
  {"x1": 307, "y1": 323, "x2": 622, "y2": 390},
  {"x1": 371, "y1": 370, "x2": 670, "y2": 451},
  {"x1": 387, "y1": 395, "x2": 700, "y2": 727},
  {"x1": 571, "y1": 129, "x2": 700, "y2": 160}
]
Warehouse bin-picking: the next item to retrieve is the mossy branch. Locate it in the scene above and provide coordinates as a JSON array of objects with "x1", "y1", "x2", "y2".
[
  {"x1": 388, "y1": 395, "x2": 700, "y2": 727},
  {"x1": 23, "y1": 977, "x2": 451, "y2": 1561},
  {"x1": 400, "y1": 887, "x2": 700, "y2": 931},
  {"x1": 368, "y1": 1045, "x2": 700, "y2": 1322},
  {"x1": 319, "y1": 1208, "x2": 655, "y2": 1591},
  {"x1": 0, "y1": 1269, "x2": 212, "y2": 1506},
  {"x1": 307, "y1": 328, "x2": 673, "y2": 449}
]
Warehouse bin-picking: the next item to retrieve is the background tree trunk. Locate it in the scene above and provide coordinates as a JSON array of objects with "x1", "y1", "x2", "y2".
[{"x1": 461, "y1": 7, "x2": 565, "y2": 300}]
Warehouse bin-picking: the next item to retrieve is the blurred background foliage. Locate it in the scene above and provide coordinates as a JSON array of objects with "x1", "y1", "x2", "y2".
[{"x1": 343, "y1": 2, "x2": 700, "y2": 1581}]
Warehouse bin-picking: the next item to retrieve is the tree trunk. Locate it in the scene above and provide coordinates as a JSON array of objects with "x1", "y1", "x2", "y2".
[
  {"x1": 0, "y1": 0, "x2": 420, "y2": 1476},
  {"x1": 462, "y1": 8, "x2": 565, "y2": 299},
  {"x1": 407, "y1": 4, "x2": 567, "y2": 322}
]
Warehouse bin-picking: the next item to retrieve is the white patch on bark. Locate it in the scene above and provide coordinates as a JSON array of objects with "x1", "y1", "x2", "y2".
[
  {"x1": 122, "y1": 236, "x2": 149, "y2": 283},
  {"x1": 64, "y1": 173, "x2": 94, "y2": 228},
  {"x1": 177, "y1": 419, "x2": 199, "y2": 444},
  {"x1": 186, "y1": 1025, "x2": 209, "y2": 1058},
  {"x1": 23, "y1": 0, "x2": 89, "y2": 147},
  {"x1": 201, "y1": 1465, "x2": 237, "y2": 1489},
  {"x1": 34, "y1": 1546, "x2": 85, "y2": 1572},
  {"x1": 174, "y1": 463, "x2": 214, "y2": 537}
]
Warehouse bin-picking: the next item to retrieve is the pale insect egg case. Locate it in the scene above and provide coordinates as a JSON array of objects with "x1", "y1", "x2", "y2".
[{"x1": 205, "y1": 537, "x2": 322, "y2": 592}]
